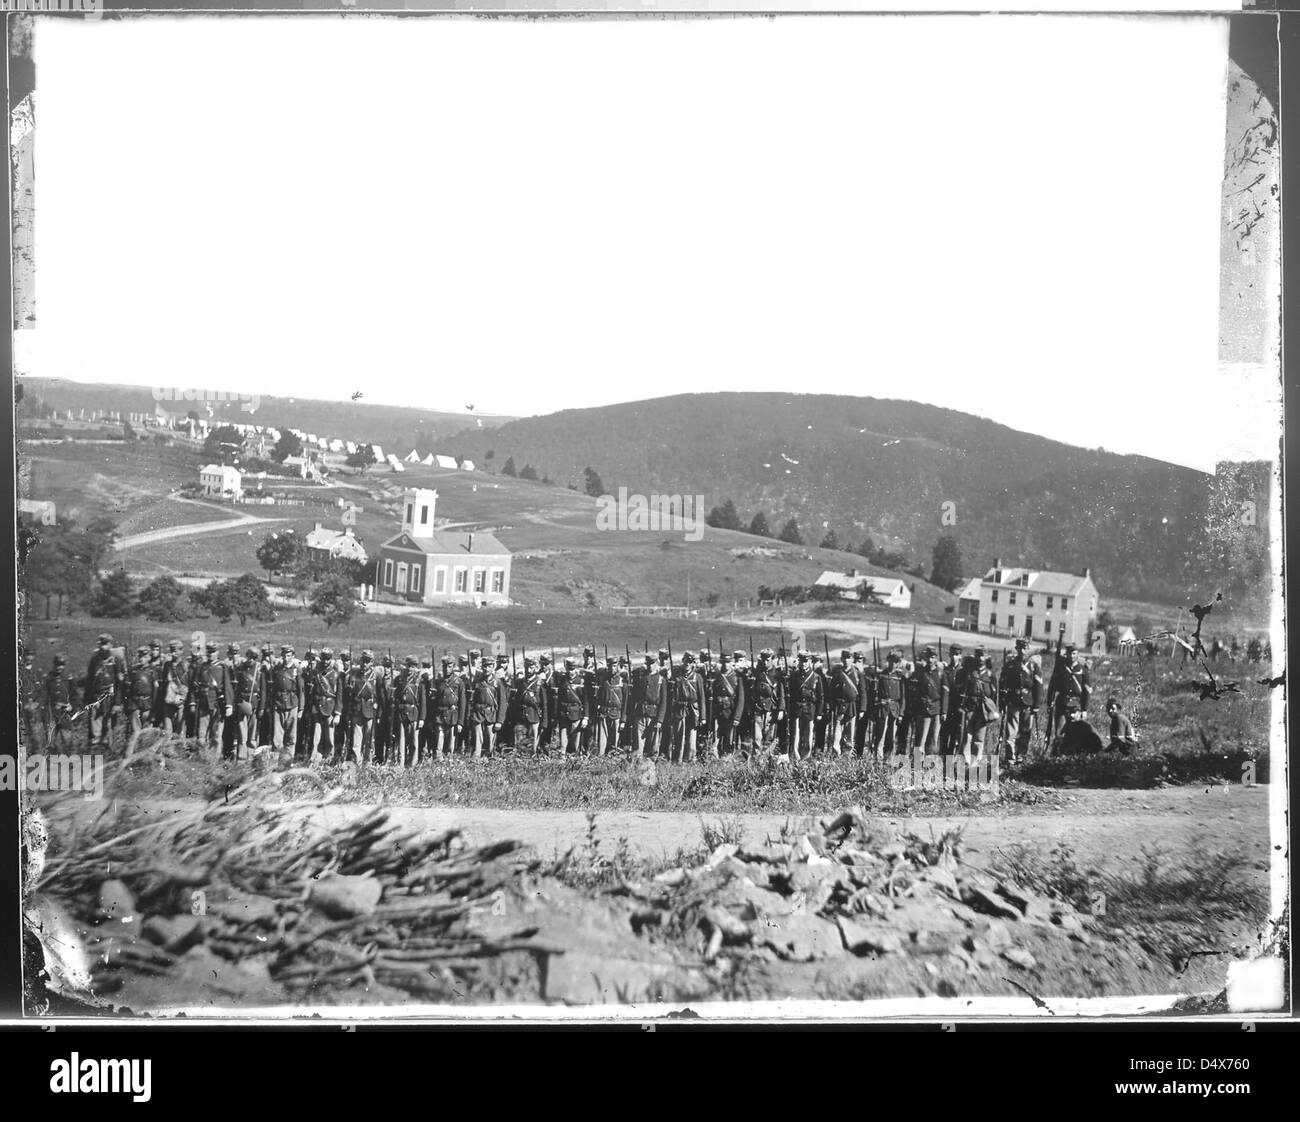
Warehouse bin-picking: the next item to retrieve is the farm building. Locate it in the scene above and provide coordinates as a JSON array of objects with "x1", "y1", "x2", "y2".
[
  {"x1": 954, "y1": 577, "x2": 982, "y2": 625},
  {"x1": 199, "y1": 463, "x2": 243, "y2": 500},
  {"x1": 813, "y1": 570, "x2": 911, "y2": 609},
  {"x1": 376, "y1": 487, "x2": 511, "y2": 606},
  {"x1": 282, "y1": 454, "x2": 324, "y2": 482},
  {"x1": 973, "y1": 559, "x2": 1099, "y2": 648},
  {"x1": 305, "y1": 523, "x2": 368, "y2": 565}
]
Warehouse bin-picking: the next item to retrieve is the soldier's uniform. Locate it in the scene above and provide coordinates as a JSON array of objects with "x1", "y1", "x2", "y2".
[
  {"x1": 749, "y1": 650, "x2": 785, "y2": 753},
  {"x1": 468, "y1": 667, "x2": 506, "y2": 758},
  {"x1": 668, "y1": 652, "x2": 703, "y2": 764},
  {"x1": 961, "y1": 655, "x2": 999, "y2": 761},
  {"x1": 591, "y1": 657, "x2": 627, "y2": 757},
  {"x1": 938, "y1": 646, "x2": 965, "y2": 754},
  {"x1": 629, "y1": 654, "x2": 668, "y2": 758},
  {"x1": 427, "y1": 659, "x2": 466, "y2": 759},
  {"x1": 296, "y1": 647, "x2": 317, "y2": 757},
  {"x1": 191, "y1": 644, "x2": 233, "y2": 750},
  {"x1": 999, "y1": 640, "x2": 1044, "y2": 761},
  {"x1": 347, "y1": 651, "x2": 380, "y2": 764},
  {"x1": 578, "y1": 646, "x2": 599, "y2": 753},
  {"x1": 256, "y1": 646, "x2": 275, "y2": 747},
  {"x1": 306, "y1": 648, "x2": 342, "y2": 762},
  {"x1": 147, "y1": 641, "x2": 165, "y2": 728},
  {"x1": 552, "y1": 659, "x2": 589, "y2": 757},
  {"x1": 826, "y1": 652, "x2": 858, "y2": 756},
  {"x1": 270, "y1": 646, "x2": 303, "y2": 756},
  {"x1": 44, "y1": 656, "x2": 76, "y2": 750},
  {"x1": 231, "y1": 649, "x2": 262, "y2": 759},
  {"x1": 536, "y1": 655, "x2": 558, "y2": 751},
  {"x1": 784, "y1": 654, "x2": 822, "y2": 761},
  {"x1": 158, "y1": 640, "x2": 190, "y2": 735},
  {"x1": 912, "y1": 648, "x2": 943, "y2": 754},
  {"x1": 512, "y1": 659, "x2": 548, "y2": 756},
  {"x1": 84, "y1": 635, "x2": 124, "y2": 748},
  {"x1": 334, "y1": 652, "x2": 353, "y2": 756},
  {"x1": 873, "y1": 653, "x2": 905, "y2": 757},
  {"x1": 392, "y1": 656, "x2": 425, "y2": 766},
  {"x1": 1047, "y1": 646, "x2": 1090, "y2": 747},
  {"x1": 710, "y1": 653, "x2": 746, "y2": 757}
]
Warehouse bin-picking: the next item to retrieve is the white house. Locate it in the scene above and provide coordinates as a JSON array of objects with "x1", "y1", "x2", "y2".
[
  {"x1": 199, "y1": 463, "x2": 243, "y2": 500},
  {"x1": 305, "y1": 523, "x2": 368, "y2": 564},
  {"x1": 376, "y1": 488, "x2": 511, "y2": 605},
  {"x1": 813, "y1": 569, "x2": 912, "y2": 609},
  {"x1": 954, "y1": 577, "x2": 982, "y2": 625},
  {"x1": 282, "y1": 454, "x2": 324, "y2": 482},
  {"x1": 974, "y1": 559, "x2": 1099, "y2": 648}
]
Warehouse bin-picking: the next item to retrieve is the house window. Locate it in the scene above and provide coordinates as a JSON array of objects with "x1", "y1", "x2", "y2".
[
  {"x1": 454, "y1": 568, "x2": 467, "y2": 593},
  {"x1": 1009, "y1": 591, "x2": 1016, "y2": 605},
  {"x1": 1060, "y1": 597, "x2": 1069, "y2": 611},
  {"x1": 1046, "y1": 596, "x2": 1054, "y2": 610},
  {"x1": 1027, "y1": 595, "x2": 1034, "y2": 607},
  {"x1": 474, "y1": 569, "x2": 486, "y2": 594},
  {"x1": 1008, "y1": 615, "x2": 1016, "y2": 632},
  {"x1": 410, "y1": 565, "x2": 421, "y2": 593},
  {"x1": 1044, "y1": 620, "x2": 1051, "y2": 635},
  {"x1": 383, "y1": 559, "x2": 393, "y2": 587},
  {"x1": 435, "y1": 567, "x2": 446, "y2": 593},
  {"x1": 991, "y1": 589, "x2": 999, "y2": 603},
  {"x1": 420, "y1": 505, "x2": 429, "y2": 526},
  {"x1": 406, "y1": 503, "x2": 413, "y2": 525},
  {"x1": 491, "y1": 569, "x2": 504, "y2": 594},
  {"x1": 989, "y1": 613, "x2": 997, "y2": 629}
]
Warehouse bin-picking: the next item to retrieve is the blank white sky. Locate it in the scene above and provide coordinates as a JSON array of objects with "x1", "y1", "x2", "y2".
[{"x1": 17, "y1": 15, "x2": 1250, "y2": 471}]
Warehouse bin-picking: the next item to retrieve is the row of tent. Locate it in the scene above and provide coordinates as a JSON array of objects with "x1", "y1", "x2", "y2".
[{"x1": 402, "y1": 449, "x2": 475, "y2": 471}]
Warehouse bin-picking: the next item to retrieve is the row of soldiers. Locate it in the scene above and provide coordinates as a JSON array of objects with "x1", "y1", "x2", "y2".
[{"x1": 24, "y1": 633, "x2": 1092, "y2": 765}]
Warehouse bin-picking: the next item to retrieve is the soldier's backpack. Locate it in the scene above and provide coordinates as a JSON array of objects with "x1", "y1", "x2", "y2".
[
  {"x1": 130, "y1": 668, "x2": 153, "y2": 705},
  {"x1": 164, "y1": 663, "x2": 188, "y2": 708}
]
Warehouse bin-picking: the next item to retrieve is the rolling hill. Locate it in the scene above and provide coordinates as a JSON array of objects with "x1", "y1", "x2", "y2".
[{"x1": 437, "y1": 392, "x2": 1273, "y2": 606}]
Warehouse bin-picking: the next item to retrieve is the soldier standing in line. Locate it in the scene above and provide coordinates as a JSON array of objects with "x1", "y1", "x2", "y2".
[
  {"x1": 536, "y1": 653, "x2": 557, "y2": 752},
  {"x1": 709, "y1": 652, "x2": 745, "y2": 758},
  {"x1": 786, "y1": 651, "x2": 822, "y2": 762},
  {"x1": 84, "y1": 633, "x2": 124, "y2": 749},
  {"x1": 231, "y1": 647, "x2": 262, "y2": 760},
  {"x1": 999, "y1": 638, "x2": 1043, "y2": 762},
  {"x1": 593, "y1": 655, "x2": 628, "y2": 757},
  {"x1": 296, "y1": 646, "x2": 317, "y2": 758},
  {"x1": 415, "y1": 657, "x2": 434, "y2": 760},
  {"x1": 1046, "y1": 644, "x2": 1090, "y2": 748},
  {"x1": 305, "y1": 647, "x2": 341, "y2": 764},
  {"x1": 44, "y1": 654, "x2": 76, "y2": 751},
  {"x1": 938, "y1": 643, "x2": 964, "y2": 754},
  {"x1": 158, "y1": 639, "x2": 189, "y2": 735},
  {"x1": 254, "y1": 645, "x2": 274, "y2": 747},
  {"x1": 373, "y1": 653, "x2": 394, "y2": 764},
  {"x1": 849, "y1": 651, "x2": 869, "y2": 754},
  {"x1": 493, "y1": 654, "x2": 514, "y2": 751},
  {"x1": 911, "y1": 647, "x2": 943, "y2": 754},
  {"x1": 192, "y1": 642, "x2": 233, "y2": 752},
  {"x1": 21, "y1": 651, "x2": 43, "y2": 752},
  {"x1": 628, "y1": 653, "x2": 666, "y2": 759},
  {"x1": 960, "y1": 653, "x2": 1000, "y2": 765},
  {"x1": 666, "y1": 651, "x2": 701, "y2": 764},
  {"x1": 748, "y1": 648, "x2": 784, "y2": 755},
  {"x1": 346, "y1": 650, "x2": 379, "y2": 764},
  {"x1": 512, "y1": 657, "x2": 548, "y2": 757},
  {"x1": 428, "y1": 657, "x2": 465, "y2": 760},
  {"x1": 825, "y1": 650, "x2": 858, "y2": 757},
  {"x1": 124, "y1": 646, "x2": 156, "y2": 742},
  {"x1": 334, "y1": 650, "x2": 352, "y2": 757},
  {"x1": 468, "y1": 662, "x2": 505, "y2": 758},
  {"x1": 269, "y1": 645, "x2": 303, "y2": 760},
  {"x1": 392, "y1": 656, "x2": 425, "y2": 766},
  {"x1": 873, "y1": 651, "x2": 905, "y2": 757},
  {"x1": 551, "y1": 656, "x2": 589, "y2": 758}
]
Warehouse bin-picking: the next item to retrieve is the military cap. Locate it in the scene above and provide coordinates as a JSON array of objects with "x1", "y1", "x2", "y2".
[
  {"x1": 421, "y1": 658, "x2": 432, "y2": 668},
  {"x1": 1064, "y1": 644, "x2": 1077, "y2": 654},
  {"x1": 642, "y1": 652, "x2": 655, "y2": 664},
  {"x1": 583, "y1": 644, "x2": 595, "y2": 656},
  {"x1": 319, "y1": 646, "x2": 332, "y2": 657},
  {"x1": 405, "y1": 655, "x2": 419, "y2": 667},
  {"x1": 226, "y1": 642, "x2": 239, "y2": 655},
  {"x1": 456, "y1": 655, "x2": 468, "y2": 667},
  {"x1": 97, "y1": 633, "x2": 113, "y2": 645},
  {"x1": 563, "y1": 656, "x2": 576, "y2": 667},
  {"x1": 524, "y1": 656, "x2": 537, "y2": 667},
  {"x1": 681, "y1": 651, "x2": 695, "y2": 664},
  {"x1": 168, "y1": 639, "x2": 183, "y2": 651},
  {"x1": 468, "y1": 649, "x2": 481, "y2": 659},
  {"x1": 205, "y1": 642, "x2": 218, "y2": 653},
  {"x1": 841, "y1": 649, "x2": 853, "y2": 660},
  {"x1": 657, "y1": 648, "x2": 670, "y2": 659},
  {"x1": 759, "y1": 647, "x2": 774, "y2": 659},
  {"x1": 149, "y1": 639, "x2": 161, "y2": 649},
  {"x1": 53, "y1": 654, "x2": 66, "y2": 666},
  {"x1": 733, "y1": 651, "x2": 746, "y2": 662},
  {"x1": 973, "y1": 645, "x2": 987, "y2": 657},
  {"x1": 886, "y1": 649, "x2": 901, "y2": 663},
  {"x1": 948, "y1": 644, "x2": 963, "y2": 654},
  {"x1": 718, "y1": 651, "x2": 731, "y2": 664},
  {"x1": 380, "y1": 653, "x2": 392, "y2": 665},
  {"x1": 280, "y1": 644, "x2": 293, "y2": 654},
  {"x1": 496, "y1": 653, "x2": 509, "y2": 665},
  {"x1": 1014, "y1": 637, "x2": 1029, "y2": 649},
  {"x1": 244, "y1": 647, "x2": 258, "y2": 659},
  {"x1": 539, "y1": 654, "x2": 552, "y2": 665},
  {"x1": 261, "y1": 644, "x2": 272, "y2": 656},
  {"x1": 441, "y1": 656, "x2": 452, "y2": 666},
  {"x1": 617, "y1": 655, "x2": 629, "y2": 666},
  {"x1": 305, "y1": 644, "x2": 316, "y2": 653},
  {"x1": 922, "y1": 646, "x2": 936, "y2": 658},
  {"x1": 136, "y1": 645, "x2": 150, "y2": 656},
  {"x1": 796, "y1": 649, "x2": 809, "y2": 659},
  {"x1": 698, "y1": 648, "x2": 711, "y2": 659}
]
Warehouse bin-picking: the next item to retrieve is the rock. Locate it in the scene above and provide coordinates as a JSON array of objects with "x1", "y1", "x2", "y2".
[
  {"x1": 309, "y1": 874, "x2": 383, "y2": 920},
  {"x1": 97, "y1": 880, "x2": 137, "y2": 926},
  {"x1": 652, "y1": 867, "x2": 688, "y2": 887},
  {"x1": 701, "y1": 906, "x2": 752, "y2": 944},
  {"x1": 960, "y1": 883, "x2": 1022, "y2": 920},
  {"x1": 1002, "y1": 948, "x2": 1037, "y2": 970},
  {"x1": 837, "y1": 915, "x2": 905, "y2": 955},
  {"x1": 794, "y1": 834, "x2": 830, "y2": 862},
  {"x1": 918, "y1": 866, "x2": 960, "y2": 899},
  {"x1": 994, "y1": 881, "x2": 1033, "y2": 913},
  {"x1": 141, "y1": 914, "x2": 205, "y2": 955},
  {"x1": 761, "y1": 914, "x2": 843, "y2": 962},
  {"x1": 703, "y1": 843, "x2": 739, "y2": 868},
  {"x1": 738, "y1": 843, "x2": 793, "y2": 865},
  {"x1": 206, "y1": 892, "x2": 280, "y2": 927}
]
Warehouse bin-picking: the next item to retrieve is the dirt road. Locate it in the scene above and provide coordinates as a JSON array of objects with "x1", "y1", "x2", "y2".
[{"x1": 113, "y1": 509, "x2": 288, "y2": 551}]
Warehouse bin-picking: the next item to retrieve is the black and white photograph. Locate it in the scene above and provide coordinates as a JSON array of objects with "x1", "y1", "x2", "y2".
[{"x1": 9, "y1": 6, "x2": 1288, "y2": 1026}]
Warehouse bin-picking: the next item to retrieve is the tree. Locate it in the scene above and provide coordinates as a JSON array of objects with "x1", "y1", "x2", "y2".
[
  {"x1": 748, "y1": 511, "x2": 772, "y2": 538},
  {"x1": 484, "y1": 450, "x2": 495, "y2": 462},
  {"x1": 519, "y1": 464, "x2": 539, "y2": 481},
  {"x1": 1096, "y1": 609, "x2": 1120, "y2": 651},
  {"x1": 92, "y1": 569, "x2": 136, "y2": 618},
  {"x1": 856, "y1": 537, "x2": 876, "y2": 559},
  {"x1": 857, "y1": 580, "x2": 885, "y2": 606},
  {"x1": 582, "y1": 467, "x2": 605, "y2": 498},
  {"x1": 137, "y1": 575, "x2": 188, "y2": 622},
  {"x1": 820, "y1": 529, "x2": 841, "y2": 551},
  {"x1": 310, "y1": 573, "x2": 363, "y2": 630},
  {"x1": 25, "y1": 522, "x2": 98, "y2": 617},
  {"x1": 778, "y1": 518, "x2": 804, "y2": 545},
  {"x1": 706, "y1": 499, "x2": 743, "y2": 531},
  {"x1": 256, "y1": 530, "x2": 302, "y2": 578},
  {"x1": 345, "y1": 448, "x2": 375, "y2": 472},
  {"x1": 929, "y1": 535, "x2": 964, "y2": 592},
  {"x1": 203, "y1": 425, "x2": 244, "y2": 462},
  {"x1": 191, "y1": 573, "x2": 274, "y2": 627},
  {"x1": 501, "y1": 456, "x2": 518, "y2": 478},
  {"x1": 272, "y1": 429, "x2": 304, "y2": 463},
  {"x1": 122, "y1": 419, "x2": 136, "y2": 441}
]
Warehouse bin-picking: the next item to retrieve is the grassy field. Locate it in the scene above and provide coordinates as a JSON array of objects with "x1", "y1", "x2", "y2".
[{"x1": 112, "y1": 497, "x2": 236, "y2": 538}]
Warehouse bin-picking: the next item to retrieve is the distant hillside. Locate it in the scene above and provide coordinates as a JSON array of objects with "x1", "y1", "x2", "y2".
[
  {"x1": 18, "y1": 378, "x2": 511, "y2": 457},
  {"x1": 440, "y1": 393, "x2": 1272, "y2": 606}
]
